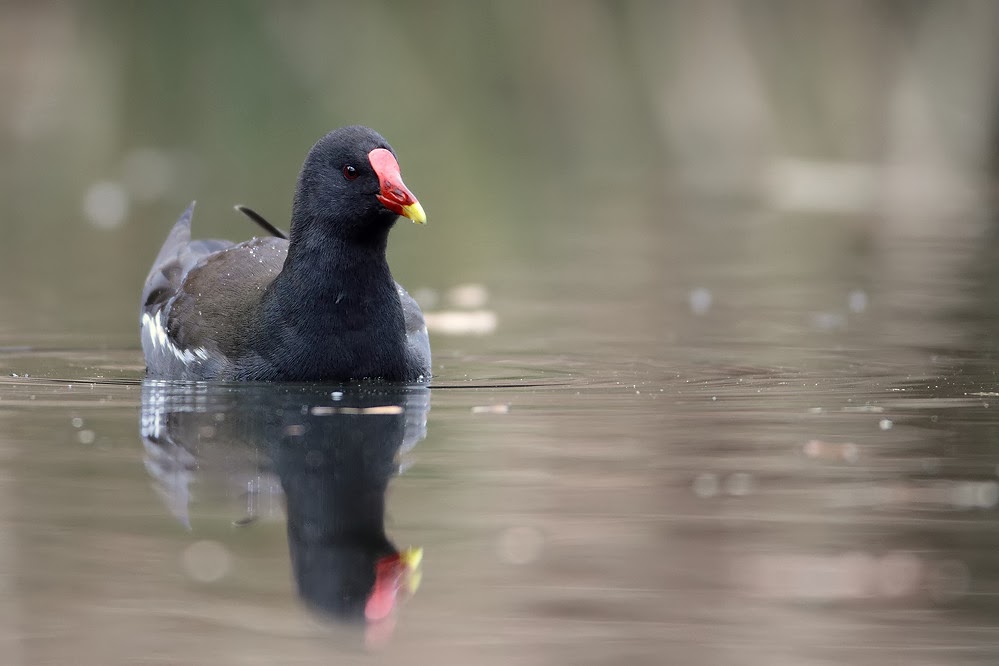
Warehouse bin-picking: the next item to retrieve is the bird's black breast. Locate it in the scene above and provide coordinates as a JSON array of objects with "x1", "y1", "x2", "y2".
[{"x1": 244, "y1": 274, "x2": 410, "y2": 382}]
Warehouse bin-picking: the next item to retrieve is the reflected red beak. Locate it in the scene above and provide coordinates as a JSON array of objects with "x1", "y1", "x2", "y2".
[
  {"x1": 368, "y1": 148, "x2": 427, "y2": 224},
  {"x1": 364, "y1": 547, "x2": 422, "y2": 622}
]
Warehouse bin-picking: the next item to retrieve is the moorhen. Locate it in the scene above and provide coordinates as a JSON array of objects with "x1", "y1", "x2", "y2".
[{"x1": 139, "y1": 126, "x2": 431, "y2": 382}]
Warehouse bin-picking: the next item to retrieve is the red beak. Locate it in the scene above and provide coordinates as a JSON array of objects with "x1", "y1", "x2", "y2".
[{"x1": 368, "y1": 148, "x2": 427, "y2": 223}]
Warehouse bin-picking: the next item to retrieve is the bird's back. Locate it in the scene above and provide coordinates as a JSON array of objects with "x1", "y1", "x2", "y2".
[{"x1": 140, "y1": 203, "x2": 289, "y2": 379}]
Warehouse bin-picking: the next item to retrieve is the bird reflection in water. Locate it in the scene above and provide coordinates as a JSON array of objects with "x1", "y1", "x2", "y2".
[{"x1": 139, "y1": 381, "x2": 429, "y2": 637}]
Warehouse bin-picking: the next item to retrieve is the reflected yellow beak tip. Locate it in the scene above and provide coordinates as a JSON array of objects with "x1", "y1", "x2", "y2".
[
  {"x1": 400, "y1": 546, "x2": 423, "y2": 570},
  {"x1": 407, "y1": 569, "x2": 423, "y2": 594},
  {"x1": 401, "y1": 201, "x2": 427, "y2": 225}
]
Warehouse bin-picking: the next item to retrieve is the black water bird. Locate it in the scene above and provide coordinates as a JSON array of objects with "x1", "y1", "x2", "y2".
[{"x1": 140, "y1": 125, "x2": 430, "y2": 382}]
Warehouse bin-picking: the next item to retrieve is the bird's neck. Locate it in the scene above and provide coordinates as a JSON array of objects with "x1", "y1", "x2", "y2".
[
  {"x1": 282, "y1": 209, "x2": 394, "y2": 284},
  {"x1": 264, "y1": 234, "x2": 396, "y2": 322},
  {"x1": 288, "y1": 210, "x2": 394, "y2": 256},
  {"x1": 288, "y1": 236, "x2": 389, "y2": 278}
]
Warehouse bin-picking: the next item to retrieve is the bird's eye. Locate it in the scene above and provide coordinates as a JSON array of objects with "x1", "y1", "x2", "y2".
[{"x1": 342, "y1": 165, "x2": 358, "y2": 180}]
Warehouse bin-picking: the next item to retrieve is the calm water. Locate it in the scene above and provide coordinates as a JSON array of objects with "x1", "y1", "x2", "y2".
[{"x1": 2, "y1": 222, "x2": 999, "y2": 664}]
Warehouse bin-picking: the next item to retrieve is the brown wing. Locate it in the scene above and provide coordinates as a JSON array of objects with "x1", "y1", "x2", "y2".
[{"x1": 166, "y1": 236, "x2": 289, "y2": 361}]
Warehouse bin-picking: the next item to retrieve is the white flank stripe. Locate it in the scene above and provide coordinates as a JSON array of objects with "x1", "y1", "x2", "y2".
[{"x1": 144, "y1": 309, "x2": 206, "y2": 366}]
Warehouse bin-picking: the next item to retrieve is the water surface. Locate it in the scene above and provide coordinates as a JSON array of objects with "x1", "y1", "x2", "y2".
[{"x1": 3, "y1": 223, "x2": 999, "y2": 664}]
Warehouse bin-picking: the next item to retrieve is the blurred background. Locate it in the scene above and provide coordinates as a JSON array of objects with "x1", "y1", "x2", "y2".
[
  {"x1": 3, "y1": 1, "x2": 999, "y2": 664},
  {"x1": 2, "y1": 0, "x2": 997, "y2": 352}
]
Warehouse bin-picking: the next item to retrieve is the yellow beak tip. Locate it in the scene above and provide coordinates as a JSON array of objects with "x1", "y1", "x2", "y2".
[{"x1": 402, "y1": 201, "x2": 427, "y2": 225}]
